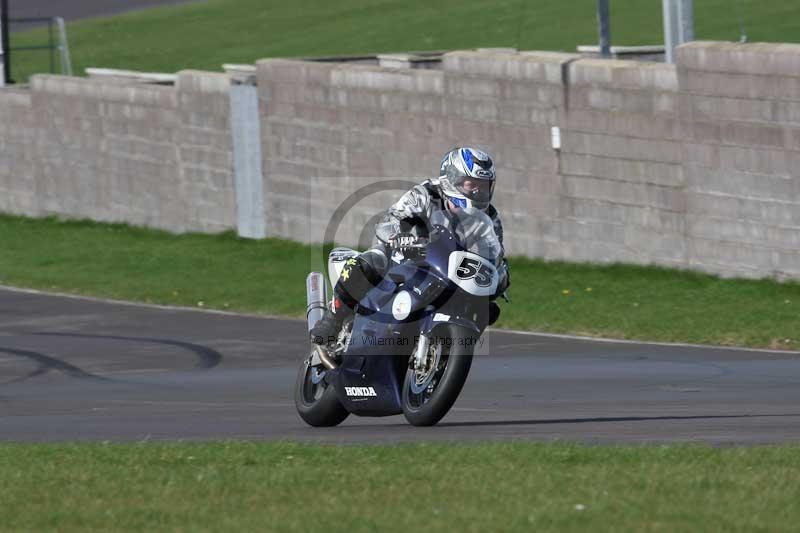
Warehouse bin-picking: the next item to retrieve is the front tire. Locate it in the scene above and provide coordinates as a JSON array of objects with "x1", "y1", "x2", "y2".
[
  {"x1": 294, "y1": 356, "x2": 349, "y2": 427},
  {"x1": 402, "y1": 326, "x2": 475, "y2": 426}
]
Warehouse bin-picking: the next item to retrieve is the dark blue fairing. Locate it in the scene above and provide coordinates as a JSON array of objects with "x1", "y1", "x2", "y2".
[
  {"x1": 328, "y1": 221, "x2": 491, "y2": 416},
  {"x1": 330, "y1": 267, "x2": 428, "y2": 416}
]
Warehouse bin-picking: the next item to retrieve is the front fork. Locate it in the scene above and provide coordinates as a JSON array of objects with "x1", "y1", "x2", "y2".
[
  {"x1": 412, "y1": 308, "x2": 482, "y2": 370},
  {"x1": 412, "y1": 333, "x2": 430, "y2": 371}
]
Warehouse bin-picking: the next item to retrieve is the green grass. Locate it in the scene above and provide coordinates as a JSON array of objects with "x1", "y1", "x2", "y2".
[
  {"x1": 1, "y1": 441, "x2": 799, "y2": 532},
  {"x1": 1, "y1": 214, "x2": 798, "y2": 350},
  {"x1": 0, "y1": 215, "x2": 313, "y2": 317},
  {"x1": 8, "y1": 0, "x2": 800, "y2": 82}
]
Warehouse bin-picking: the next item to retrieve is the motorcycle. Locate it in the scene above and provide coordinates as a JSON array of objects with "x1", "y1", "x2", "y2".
[{"x1": 294, "y1": 207, "x2": 504, "y2": 427}]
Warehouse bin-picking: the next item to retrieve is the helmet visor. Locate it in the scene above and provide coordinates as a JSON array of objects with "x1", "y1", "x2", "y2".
[{"x1": 452, "y1": 175, "x2": 495, "y2": 204}]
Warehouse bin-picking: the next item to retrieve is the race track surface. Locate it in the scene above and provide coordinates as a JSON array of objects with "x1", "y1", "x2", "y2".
[
  {"x1": 2, "y1": 287, "x2": 800, "y2": 444},
  {"x1": 9, "y1": 0, "x2": 200, "y2": 24}
]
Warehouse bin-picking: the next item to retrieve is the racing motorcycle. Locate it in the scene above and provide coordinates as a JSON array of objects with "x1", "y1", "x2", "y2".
[{"x1": 294, "y1": 207, "x2": 504, "y2": 427}]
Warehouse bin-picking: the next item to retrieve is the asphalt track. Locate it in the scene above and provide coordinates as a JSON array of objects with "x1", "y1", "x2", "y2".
[
  {"x1": 8, "y1": 0, "x2": 200, "y2": 25},
  {"x1": 2, "y1": 287, "x2": 800, "y2": 444}
]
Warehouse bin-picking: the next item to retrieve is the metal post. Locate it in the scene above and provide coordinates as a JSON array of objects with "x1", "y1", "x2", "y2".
[
  {"x1": 55, "y1": 17, "x2": 72, "y2": 76},
  {"x1": 230, "y1": 80, "x2": 266, "y2": 239},
  {"x1": 48, "y1": 17, "x2": 54, "y2": 74},
  {"x1": 662, "y1": 0, "x2": 677, "y2": 63},
  {"x1": 596, "y1": 0, "x2": 611, "y2": 58},
  {"x1": 0, "y1": 0, "x2": 10, "y2": 84},
  {"x1": 677, "y1": 0, "x2": 694, "y2": 43},
  {"x1": 663, "y1": 0, "x2": 694, "y2": 63}
]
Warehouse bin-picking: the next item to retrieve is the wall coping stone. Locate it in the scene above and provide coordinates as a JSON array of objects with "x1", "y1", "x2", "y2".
[
  {"x1": 176, "y1": 70, "x2": 234, "y2": 94},
  {"x1": 570, "y1": 58, "x2": 678, "y2": 91},
  {"x1": 677, "y1": 41, "x2": 800, "y2": 77},
  {"x1": 0, "y1": 87, "x2": 32, "y2": 106},
  {"x1": 442, "y1": 50, "x2": 581, "y2": 84},
  {"x1": 30, "y1": 74, "x2": 178, "y2": 108}
]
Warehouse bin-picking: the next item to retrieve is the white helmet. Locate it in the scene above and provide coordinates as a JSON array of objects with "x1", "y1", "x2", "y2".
[{"x1": 439, "y1": 147, "x2": 496, "y2": 210}]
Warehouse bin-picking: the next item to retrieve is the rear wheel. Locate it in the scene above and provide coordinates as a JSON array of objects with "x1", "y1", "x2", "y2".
[
  {"x1": 402, "y1": 326, "x2": 475, "y2": 426},
  {"x1": 294, "y1": 352, "x2": 349, "y2": 427}
]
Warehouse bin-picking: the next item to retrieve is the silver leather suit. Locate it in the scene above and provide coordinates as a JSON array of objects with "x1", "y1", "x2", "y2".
[{"x1": 342, "y1": 178, "x2": 508, "y2": 303}]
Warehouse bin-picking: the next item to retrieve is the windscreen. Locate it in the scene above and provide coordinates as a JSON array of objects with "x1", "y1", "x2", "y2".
[{"x1": 431, "y1": 208, "x2": 502, "y2": 264}]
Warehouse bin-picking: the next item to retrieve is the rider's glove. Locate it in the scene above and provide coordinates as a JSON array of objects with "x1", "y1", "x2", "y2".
[
  {"x1": 389, "y1": 233, "x2": 418, "y2": 251},
  {"x1": 494, "y1": 258, "x2": 510, "y2": 299}
]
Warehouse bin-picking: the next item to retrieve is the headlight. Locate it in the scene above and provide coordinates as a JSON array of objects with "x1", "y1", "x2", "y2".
[{"x1": 392, "y1": 290, "x2": 412, "y2": 321}]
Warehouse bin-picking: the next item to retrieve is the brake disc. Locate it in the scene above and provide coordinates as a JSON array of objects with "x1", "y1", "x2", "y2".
[{"x1": 410, "y1": 343, "x2": 441, "y2": 395}]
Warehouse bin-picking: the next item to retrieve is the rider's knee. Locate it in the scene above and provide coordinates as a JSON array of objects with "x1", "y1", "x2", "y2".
[
  {"x1": 488, "y1": 301, "x2": 501, "y2": 326},
  {"x1": 334, "y1": 250, "x2": 388, "y2": 307},
  {"x1": 360, "y1": 248, "x2": 388, "y2": 279}
]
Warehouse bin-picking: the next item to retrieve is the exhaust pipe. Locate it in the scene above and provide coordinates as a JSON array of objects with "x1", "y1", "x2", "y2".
[
  {"x1": 306, "y1": 272, "x2": 337, "y2": 370},
  {"x1": 306, "y1": 272, "x2": 327, "y2": 332}
]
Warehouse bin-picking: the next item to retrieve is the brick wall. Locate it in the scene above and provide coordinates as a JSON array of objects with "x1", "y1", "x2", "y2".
[
  {"x1": 256, "y1": 42, "x2": 800, "y2": 280},
  {"x1": 0, "y1": 88, "x2": 37, "y2": 215},
  {"x1": 561, "y1": 59, "x2": 685, "y2": 267},
  {"x1": 256, "y1": 51, "x2": 574, "y2": 255},
  {"x1": 1, "y1": 41, "x2": 799, "y2": 280},
  {"x1": 678, "y1": 42, "x2": 800, "y2": 279},
  {"x1": 0, "y1": 70, "x2": 236, "y2": 233}
]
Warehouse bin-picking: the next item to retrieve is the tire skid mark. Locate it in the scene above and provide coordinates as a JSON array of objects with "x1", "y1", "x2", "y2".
[
  {"x1": 0, "y1": 346, "x2": 109, "y2": 383},
  {"x1": 32, "y1": 332, "x2": 223, "y2": 369},
  {"x1": 5, "y1": 365, "x2": 50, "y2": 384}
]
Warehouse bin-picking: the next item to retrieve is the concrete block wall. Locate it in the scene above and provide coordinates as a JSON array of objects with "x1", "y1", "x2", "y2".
[
  {"x1": 2, "y1": 41, "x2": 799, "y2": 280},
  {"x1": 561, "y1": 59, "x2": 686, "y2": 267},
  {"x1": 442, "y1": 51, "x2": 575, "y2": 258},
  {"x1": 0, "y1": 88, "x2": 37, "y2": 215},
  {"x1": 256, "y1": 51, "x2": 576, "y2": 255},
  {"x1": 256, "y1": 42, "x2": 800, "y2": 280},
  {"x1": 677, "y1": 42, "x2": 800, "y2": 279},
  {"x1": 0, "y1": 71, "x2": 237, "y2": 233},
  {"x1": 256, "y1": 59, "x2": 437, "y2": 246}
]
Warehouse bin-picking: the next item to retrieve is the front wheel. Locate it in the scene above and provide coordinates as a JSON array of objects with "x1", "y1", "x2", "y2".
[
  {"x1": 294, "y1": 352, "x2": 349, "y2": 427},
  {"x1": 402, "y1": 326, "x2": 475, "y2": 426}
]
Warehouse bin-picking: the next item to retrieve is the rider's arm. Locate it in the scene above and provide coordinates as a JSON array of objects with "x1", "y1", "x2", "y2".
[
  {"x1": 492, "y1": 213, "x2": 510, "y2": 297},
  {"x1": 375, "y1": 184, "x2": 433, "y2": 244}
]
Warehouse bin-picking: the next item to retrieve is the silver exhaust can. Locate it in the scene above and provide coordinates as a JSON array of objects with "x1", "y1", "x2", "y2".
[{"x1": 306, "y1": 272, "x2": 327, "y2": 332}]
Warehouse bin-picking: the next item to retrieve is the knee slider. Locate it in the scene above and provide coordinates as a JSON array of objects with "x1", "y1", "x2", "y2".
[{"x1": 488, "y1": 301, "x2": 501, "y2": 326}]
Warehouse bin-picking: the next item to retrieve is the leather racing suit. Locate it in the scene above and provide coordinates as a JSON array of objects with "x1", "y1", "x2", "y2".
[{"x1": 334, "y1": 178, "x2": 510, "y2": 312}]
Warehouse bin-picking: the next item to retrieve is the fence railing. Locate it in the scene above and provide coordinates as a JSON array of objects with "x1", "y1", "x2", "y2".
[{"x1": 6, "y1": 16, "x2": 71, "y2": 82}]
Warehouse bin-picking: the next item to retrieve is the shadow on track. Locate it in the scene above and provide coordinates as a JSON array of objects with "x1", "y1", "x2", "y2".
[{"x1": 438, "y1": 413, "x2": 800, "y2": 428}]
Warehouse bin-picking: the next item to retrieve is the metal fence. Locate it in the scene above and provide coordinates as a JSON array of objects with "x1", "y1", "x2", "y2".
[{"x1": 6, "y1": 16, "x2": 71, "y2": 83}]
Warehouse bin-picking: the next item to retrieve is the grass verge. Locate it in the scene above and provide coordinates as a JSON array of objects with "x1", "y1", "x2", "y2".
[
  {"x1": 1, "y1": 441, "x2": 799, "y2": 532},
  {"x1": 8, "y1": 0, "x2": 800, "y2": 82},
  {"x1": 0, "y1": 214, "x2": 798, "y2": 349}
]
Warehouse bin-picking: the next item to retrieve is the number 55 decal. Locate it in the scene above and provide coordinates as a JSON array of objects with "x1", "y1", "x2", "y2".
[
  {"x1": 456, "y1": 257, "x2": 493, "y2": 287},
  {"x1": 448, "y1": 251, "x2": 499, "y2": 296}
]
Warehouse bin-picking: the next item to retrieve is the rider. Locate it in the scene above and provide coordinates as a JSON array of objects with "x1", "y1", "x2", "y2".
[{"x1": 311, "y1": 146, "x2": 510, "y2": 345}]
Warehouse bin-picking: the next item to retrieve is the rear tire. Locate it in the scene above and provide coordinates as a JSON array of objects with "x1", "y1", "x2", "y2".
[
  {"x1": 402, "y1": 326, "x2": 475, "y2": 426},
  {"x1": 294, "y1": 357, "x2": 349, "y2": 427}
]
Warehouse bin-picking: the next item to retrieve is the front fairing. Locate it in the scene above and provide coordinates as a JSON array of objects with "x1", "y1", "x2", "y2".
[
  {"x1": 352, "y1": 217, "x2": 496, "y2": 343},
  {"x1": 329, "y1": 214, "x2": 497, "y2": 417}
]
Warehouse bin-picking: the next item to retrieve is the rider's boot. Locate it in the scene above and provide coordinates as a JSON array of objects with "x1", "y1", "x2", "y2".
[{"x1": 310, "y1": 297, "x2": 354, "y2": 346}]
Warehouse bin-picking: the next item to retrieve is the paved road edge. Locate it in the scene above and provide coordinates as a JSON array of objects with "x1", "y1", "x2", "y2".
[{"x1": 2, "y1": 284, "x2": 797, "y2": 355}]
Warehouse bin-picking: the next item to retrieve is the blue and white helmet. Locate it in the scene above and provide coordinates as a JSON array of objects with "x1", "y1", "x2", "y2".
[{"x1": 439, "y1": 147, "x2": 496, "y2": 210}]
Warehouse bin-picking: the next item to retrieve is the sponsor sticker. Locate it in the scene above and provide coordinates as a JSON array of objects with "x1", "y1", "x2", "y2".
[{"x1": 344, "y1": 386, "x2": 378, "y2": 397}]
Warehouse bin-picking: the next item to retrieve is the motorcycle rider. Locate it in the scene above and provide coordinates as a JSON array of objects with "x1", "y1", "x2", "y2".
[{"x1": 311, "y1": 146, "x2": 510, "y2": 346}]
